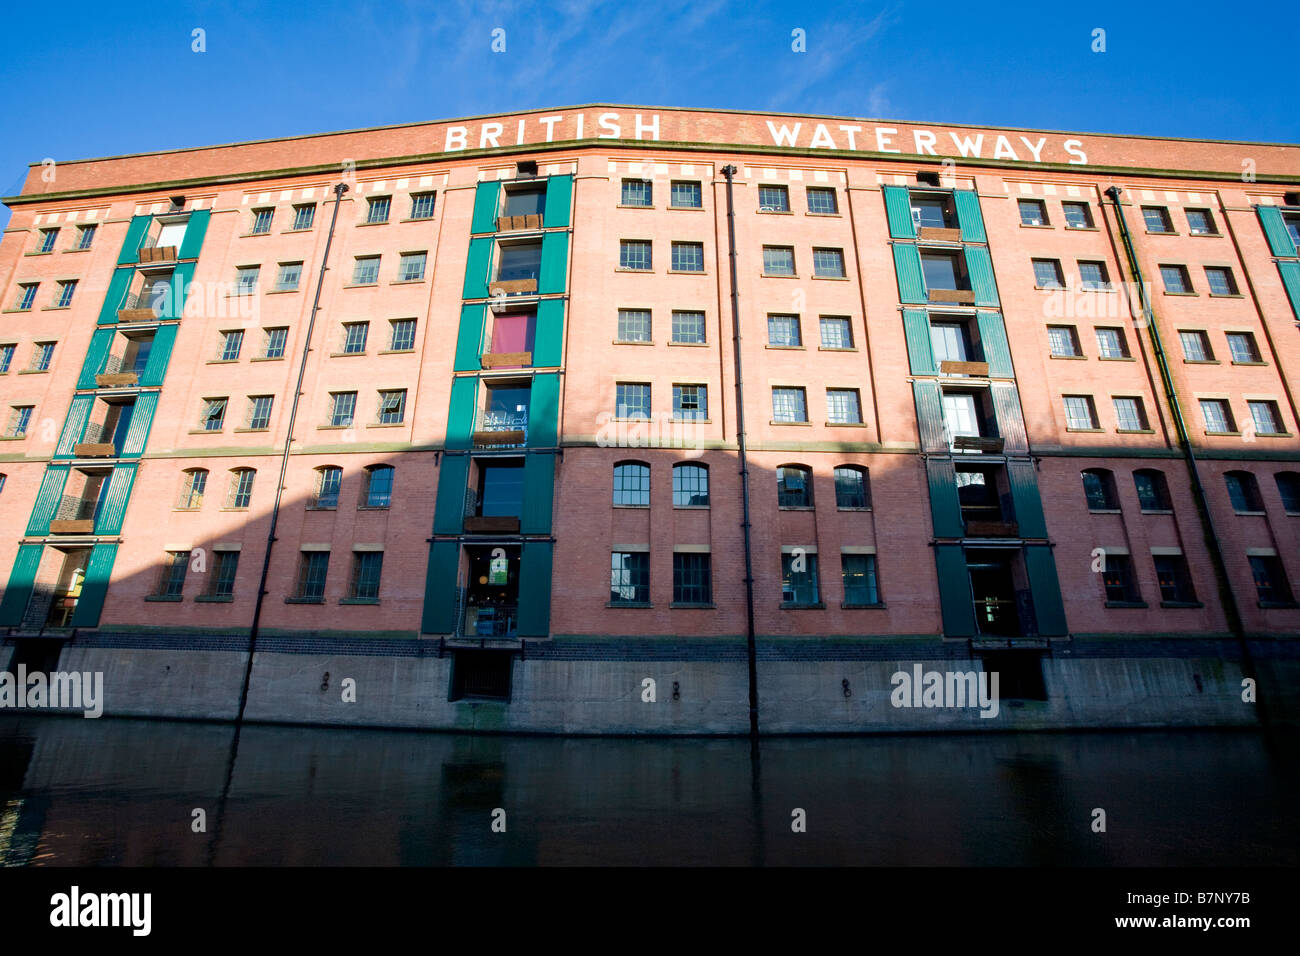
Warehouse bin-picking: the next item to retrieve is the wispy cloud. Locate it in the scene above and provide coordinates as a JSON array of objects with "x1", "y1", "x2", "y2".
[{"x1": 765, "y1": 6, "x2": 899, "y2": 111}]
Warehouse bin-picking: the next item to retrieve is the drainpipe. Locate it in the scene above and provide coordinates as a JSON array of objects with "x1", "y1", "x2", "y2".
[
  {"x1": 236, "y1": 181, "x2": 349, "y2": 723},
  {"x1": 722, "y1": 165, "x2": 759, "y2": 739}
]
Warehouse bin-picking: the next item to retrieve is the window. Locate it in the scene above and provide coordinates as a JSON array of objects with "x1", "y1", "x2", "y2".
[
  {"x1": 1018, "y1": 199, "x2": 1048, "y2": 226},
  {"x1": 251, "y1": 209, "x2": 274, "y2": 235},
  {"x1": 758, "y1": 185, "x2": 790, "y2": 212},
  {"x1": 1134, "y1": 469, "x2": 1171, "y2": 511},
  {"x1": 812, "y1": 248, "x2": 846, "y2": 278},
  {"x1": 502, "y1": 183, "x2": 545, "y2": 218},
  {"x1": 311, "y1": 466, "x2": 343, "y2": 509},
  {"x1": 409, "y1": 193, "x2": 436, "y2": 220},
  {"x1": 842, "y1": 554, "x2": 880, "y2": 605},
  {"x1": 1061, "y1": 202, "x2": 1094, "y2": 229},
  {"x1": 1142, "y1": 207, "x2": 1174, "y2": 233},
  {"x1": 256, "y1": 327, "x2": 287, "y2": 360},
  {"x1": 1032, "y1": 259, "x2": 1065, "y2": 289},
  {"x1": 1285, "y1": 212, "x2": 1300, "y2": 248},
  {"x1": 227, "y1": 469, "x2": 256, "y2": 509},
  {"x1": 762, "y1": 246, "x2": 796, "y2": 276},
  {"x1": 616, "y1": 383, "x2": 651, "y2": 419},
  {"x1": 341, "y1": 322, "x2": 368, "y2": 354},
  {"x1": 292, "y1": 204, "x2": 316, "y2": 230},
  {"x1": 398, "y1": 252, "x2": 426, "y2": 281},
  {"x1": 942, "y1": 391, "x2": 983, "y2": 442},
  {"x1": 806, "y1": 187, "x2": 838, "y2": 214},
  {"x1": 246, "y1": 395, "x2": 273, "y2": 430},
  {"x1": 1082, "y1": 469, "x2": 1119, "y2": 511},
  {"x1": 157, "y1": 551, "x2": 190, "y2": 598},
  {"x1": 777, "y1": 465, "x2": 813, "y2": 508},
  {"x1": 330, "y1": 392, "x2": 357, "y2": 427},
  {"x1": 15, "y1": 284, "x2": 38, "y2": 310},
  {"x1": 352, "y1": 256, "x2": 380, "y2": 285},
  {"x1": 1159, "y1": 264, "x2": 1191, "y2": 293},
  {"x1": 670, "y1": 181, "x2": 701, "y2": 209},
  {"x1": 295, "y1": 551, "x2": 330, "y2": 601},
  {"x1": 1179, "y1": 330, "x2": 1212, "y2": 361},
  {"x1": 621, "y1": 179, "x2": 652, "y2": 206},
  {"x1": 1047, "y1": 325, "x2": 1082, "y2": 357},
  {"x1": 614, "y1": 308, "x2": 651, "y2": 343},
  {"x1": 38, "y1": 228, "x2": 59, "y2": 252},
  {"x1": 619, "y1": 240, "x2": 652, "y2": 271},
  {"x1": 1200, "y1": 399, "x2": 1235, "y2": 433},
  {"x1": 235, "y1": 265, "x2": 260, "y2": 294},
  {"x1": 1185, "y1": 209, "x2": 1216, "y2": 235},
  {"x1": 772, "y1": 387, "x2": 808, "y2": 423},
  {"x1": 496, "y1": 241, "x2": 541, "y2": 283},
  {"x1": 1225, "y1": 471, "x2": 1264, "y2": 513},
  {"x1": 1154, "y1": 555, "x2": 1197, "y2": 604},
  {"x1": 201, "y1": 398, "x2": 228, "y2": 431},
  {"x1": 1226, "y1": 332, "x2": 1260, "y2": 363},
  {"x1": 671, "y1": 242, "x2": 704, "y2": 272},
  {"x1": 1250, "y1": 555, "x2": 1294, "y2": 605},
  {"x1": 177, "y1": 469, "x2": 208, "y2": 509},
  {"x1": 1063, "y1": 395, "x2": 1099, "y2": 429},
  {"x1": 672, "y1": 384, "x2": 707, "y2": 420},
  {"x1": 672, "y1": 310, "x2": 706, "y2": 344},
  {"x1": 820, "y1": 316, "x2": 853, "y2": 349},
  {"x1": 826, "y1": 389, "x2": 863, "y2": 424},
  {"x1": 76, "y1": 225, "x2": 96, "y2": 249},
  {"x1": 377, "y1": 389, "x2": 406, "y2": 424},
  {"x1": 673, "y1": 553, "x2": 712, "y2": 604},
  {"x1": 781, "y1": 552, "x2": 820, "y2": 606},
  {"x1": 219, "y1": 330, "x2": 244, "y2": 361},
  {"x1": 672, "y1": 463, "x2": 709, "y2": 507},
  {"x1": 910, "y1": 196, "x2": 953, "y2": 229},
  {"x1": 610, "y1": 552, "x2": 650, "y2": 604},
  {"x1": 366, "y1": 197, "x2": 391, "y2": 224},
  {"x1": 0, "y1": 344, "x2": 14, "y2": 373},
  {"x1": 364, "y1": 465, "x2": 394, "y2": 508},
  {"x1": 209, "y1": 550, "x2": 239, "y2": 598},
  {"x1": 613, "y1": 461, "x2": 650, "y2": 507},
  {"x1": 1276, "y1": 472, "x2": 1300, "y2": 514},
  {"x1": 274, "y1": 262, "x2": 302, "y2": 291},
  {"x1": 767, "y1": 313, "x2": 802, "y2": 347},
  {"x1": 1248, "y1": 401, "x2": 1284, "y2": 436},
  {"x1": 929, "y1": 320, "x2": 972, "y2": 363},
  {"x1": 834, "y1": 466, "x2": 870, "y2": 509},
  {"x1": 349, "y1": 552, "x2": 383, "y2": 601},
  {"x1": 1079, "y1": 261, "x2": 1111, "y2": 291},
  {"x1": 29, "y1": 342, "x2": 55, "y2": 371},
  {"x1": 1103, "y1": 554, "x2": 1140, "y2": 603},
  {"x1": 389, "y1": 319, "x2": 416, "y2": 351},
  {"x1": 54, "y1": 281, "x2": 77, "y2": 308},
  {"x1": 1095, "y1": 327, "x2": 1129, "y2": 359},
  {"x1": 5, "y1": 406, "x2": 33, "y2": 438},
  {"x1": 1205, "y1": 267, "x2": 1238, "y2": 296}
]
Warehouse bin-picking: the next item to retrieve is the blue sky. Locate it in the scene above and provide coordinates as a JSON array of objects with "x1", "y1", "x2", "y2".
[{"x1": 1, "y1": 0, "x2": 1293, "y2": 226}]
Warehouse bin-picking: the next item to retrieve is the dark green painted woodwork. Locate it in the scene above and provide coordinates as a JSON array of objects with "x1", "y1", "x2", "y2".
[
  {"x1": 990, "y1": 384, "x2": 1028, "y2": 455},
  {"x1": 97, "y1": 268, "x2": 133, "y2": 324},
  {"x1": 94, "y1": 464, "x2": 137, "y2": 535},
  {"x1": 902, "y1": 308, "x2": 936, "y2": 375},
  {"x1": 54, "y1": 396, "x2": 94, "y2": 459},
  {"x1": 912, "y1": 380, "x2": 948, "y2": 452},
  {"x1": 453, "y1": 304, "x2": 486, "y2": 372},
  {"x1": 471, "y1": 181, "x2": 502, "y2": 235},
  {"x1": 543, "y1": 174, "x2": 573, "y2": 229},
  {"x1": 1024, "y1": 544, "x2": 1068, "y2": 636},
  {"x1": 1258, "y1": 205, "x2": 1297, "y2": 258},
  {"x1": 965, "y1": 246, "x2": 1000, "y2": 306},
  {"x1": 445, "y1": 376, "x2": 479, "y2": 450},
  {"x1": 522, "y1": 453, "x2": 555, "y2": 534},
  {"x1": 433, "y1": 454, "x2": 471, "y2": 535},
  {"x1": 158, "y1": 261, "x2": 195, "y2": 321},
  {"x1": 462, "y1": 236, "x2": 494, "y2": 299},
  {"x1": 69, "y1": 543, "x2": 118, "y2": 627},
  {"x1": 420, "y1": 540, "x2": 461, "y2": 633},
  {"x1": 1006, "y1": 459, "x2": 1047, "y2": 539},
  {"x1": 26, "y1": 466, "x2": 70, "y2": 536},
  {"x1": 516, "y1": 540, "x2": 554, "y2": 637},
  {"x1": 538, "y1": 231, "x2": 569, "y2": 295},
  {"x1": 533, "y1": 299, "x2": 564, "y2": 367},
  {"x1": 933, "y1": 543, "x2": 976, "y2": 637},
  {"x1": 0, "y1": 545, "x2": 44, "y2": 626},
  {"x1": 883, "y1": 185, "x2": 915, "y2": 239},
  {"x1": 78, "y1": 329, "x2": 116, "y2": 390},
  {"x1": 177, "y1": 209, "x2": 210, "y2": 260},
  {"x1": 893, "y1": 244, "x2": 926, "y2": 303},
  {"x1": 528, "y1": 373, "x2": 561, "y2": 448},
  {"x1": 139, "y1": 325, "x2": 177, "y2": 388},
  {"x1": 954, "y1": 190, "x2": 987, "y2": 243},
  {"x1": 925, "y1": 458, "x2": 964, "y2": 538},
  {"x1": 118, "y1": 392, "x2": 158, "y2": 458},
  {"x1": 976, "y1": 311, "x2": 1014, "y2": 377},
  {"x1": 117, "y1": 216, "x2": 151, "y2": 265},
  {"x1": 1278, "y1": 261, "x2": 1300, "y2": 321}
]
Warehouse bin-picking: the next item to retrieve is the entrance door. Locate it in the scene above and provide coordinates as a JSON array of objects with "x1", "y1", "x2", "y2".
[
  {"x1": 966, "y1": 549, "x2": 1020, "y2": 637},
  {"x1": 463, "y1": 546, "x2": 520, "y2": 638}
]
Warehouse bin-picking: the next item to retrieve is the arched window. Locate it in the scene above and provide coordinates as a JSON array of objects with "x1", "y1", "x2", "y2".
[
  {"x1": 1133, "y1": 468, "x2": 1172, "y2": 512},
  {"x1": 672, "y1": 463, "x2": 709, "y2": 507},
  {"x1": 1081, "y1": 468, "x2": 1118, "y2": 511},
  {"x1": 777, "y1": 464, "x2": 813, "y2": 508},
  {"x1": 363, "y1": 465, "x2": 394, "y2": 509},
  {"x1": 227, "y1": 468, "x2": 256, "y2": 509},
  {"x1": 833, "y1": 466, "x2": 870, "y2": 509},
  {"x1": 312, "y1": 465, "x2": 343, "y2": 509},
  {"x1": 1274, "y1": 471, "x2": 1300, "y2": 515},
  {"x1": 613, "y1": 461, "x2": 650, "y2": 506},
  {"x1": 176, "y1": 468, "x2": 209, "y2": 510},
  {"x1": 1224, "y1": 470, "x2": 1263, "y2": 513}
]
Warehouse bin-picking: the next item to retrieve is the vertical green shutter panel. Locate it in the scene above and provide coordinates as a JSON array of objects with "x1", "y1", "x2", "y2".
[
  {"x1": 453, "y1": 304, "x2": 486, "y2": 372},
  {"x1": 539, "y1": 231, "x2": 569, "y2": 295},
  {"x1": 522, "y1": 453, "x2": 555, "y2": 534},
  {"x1": 160, "y1": 261, "x2": 195, "y2": 320},
  {"x1": 1258, "y1": 206, "x2": 1297, "y2": 258},
  {"x1": 933, "y1": 544, "x2": 976, "y2": 637},
  {"x1": 98, "y1": 267, "x2": 133, "y2": 324},
  {"x1": 26, "y1": 466, "x2": 70, "y2": 536},
  {"x1": 55, "y1": 396, "x2": 94, "y2": 459},
  {"x1": 528, "y1": 372, "x2": 560, "y2": 448},
  {"x1": 420, "y1": 540, "x2": 461, "y2": 634},
  {"x1": 433, "y1": 453, "x2": 471, "y2": 535},
  {"x1": 912, "y1": 380, "x2": 948, "y2": 452},
  {"x1": 1006, "y1": 459, "x2": 1047, "y2": 539},
  {"x1": 177, "y1": 209, "x2": 210, "y2": 260},
  {"x1": 139, "y1": 324, "x2": 177, "y2": 387},
  {"x1": 1277, "y1": 261, "x2": 1300, "y2": 321},
  {"x1": 953, "y1": 190, "x2": 987, "y2": 243},
  {"x1": 925, "y1": 459, "x2": 964, "y2": 538},
  {"x1": 516, "y1": 540, "x2": 554, "y2": 637},
  {"x1": 462, "y1": 237, "x2": 494, "y2": 299},
  {"x1": 117, "y1": 216, "x2": 151, "y2": 265},
  {"x1": 471, "y1": 181, "x2": 502, "y2": 235},
  {"x1": 445, "y1": 376, "x2": 479, "y2": 450},
  {"x1": 0, "y1": 545, "x2": 44, "y2": 626},
  {"x1": 118, "y1": 392, "x2": 158, "y2": 457},
  {"x1": 893, "y1": 244, "x2": 926, "y2": 304},
  {"x1": 69, "y1": 543, "x2": 118, "y2": 627},
  {"x1": 533, "y1": 298, "x2": 564, "y2": 367},
  {"x1": 976, "y1": 311, "x2": 1014, "y2": 378},
  {"x1": 78, "y1": 328, "x2": 116, "y2": 390},
  {"x1": 902, "y1": 308, "x2": 936, "y2": 375},
  {"x1": 543, "y1": 174, "x2": 573, "y2": 229},
  {"x1": 965, "y1": 246, "x2": 1000, "y2": 306},
  {"x1": 990, "y1": 384, "x2": 1028, "y2": 455},
  {"x1": 1023, "y1": 544, "x2": 1068, "y2": 636},
  {"x1": 94, "y1": 464, "x2": 137, "y2": 535},
  {"x1": 883, "y1": 186, "x2": 916, "y2": 239}
]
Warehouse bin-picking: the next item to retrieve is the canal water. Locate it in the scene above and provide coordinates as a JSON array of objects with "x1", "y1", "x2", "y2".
[{"x1": 0, "y1": 716, "x2": 1294, "y2": 866}]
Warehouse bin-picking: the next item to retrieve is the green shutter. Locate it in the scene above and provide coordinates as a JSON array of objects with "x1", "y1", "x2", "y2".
[
  {"x1": 1258, "y1": 206, "x2": 1297, "y2": 258},
  {"x1": 420, "y1": 540, "x2": 461, "y2": 634},
  {"x1": 965, "y1": 246, "x2": 1000, "y2": 306},
  {"x1": 543, "y1": 174, "x2": 573, "y2": 229},
  {"x1": 953, "y1": 190, "x2": 987, "y2": 243},
  {"x1": 528, "y1": 373, "x2": 560, "y2": 448},
  {"x1": 98, "y1": 267, "x2": 133, "y2": 324},
  {"x1": 471, "y1": 181, "x2": 502, "y2": 235},
  {"x1": 78, "y1": 328, "x2": 116, "y2": 390},
  {"x1": 0, "y1": 545, "x2": 44, "y2": 626},
  {"x1": 118, "y1": 392, "x2": 158, "y2": 457},
  {"x1": 54, "y1": 396, "x2": 94, "y2": 459},
  {"x1": 902, "y1": 308, "x2": 936, "y2": 375},
  {"x1": 990, "y1": 384, "x2": 1028, "y2": 455},
  {"x1": 533, "y1": 299, "x2": 564, "y2": 367},
  {"x1": 1006, "y1": 460, "x2": 1047, "y2": 539},
  {"x1": 139, "y1": 324, "x2": 177, "y2": 387},
  {"x1": 912, "y1": 380, "x2": 948, "y2": 452},
  {"x1": 516, "y1": 540, "x2": 553, "y2": 637},
  {"x1": 462, "y1": 236, "x2": 494, "y2": 299},
  {"x1": 522, "y1": 453, "x2": 555, "y2": 534},
  {"x1": 94, "y1": 464, "x2": 137, "y2": 535},
  {"x1": 893, "y1": 244, "x2": 926, "y2": 303},
  {"x1": 1023, "y1": 544, "x2": 1068, "y2": 636},
  {"x1": 177, "y1": 209, "x2": 210, "y2": 260},
  {"x1": 26, "y1": 466, "x2": 70, "y2": 536},
  {"x1": 883, "y1": 186, "x2": 916, "y2": 239},
  {"x1": 539, "y1": 231, "x2": 569, "y2": 295},
  {"x1": 926, "y1": 459, "x2": 964, "y2": 538},
  {"x1": 976, "y1": 311, "x2": 1013, "y2": 378},
  {"x1": 117, "y1": 216, "x2": 151, "y2": 265},
  {"x1": 1278, "y1": 261, "x2": 1300, "y2": 321},
  {"x1": 160, "y1": 261, "x2": 195, "y2": 320},
  {"x1": 69, "y1": 543, "x2": 118, "y2": 627},
  {"x1": 433, "y1": 453, "x2": 471, "y2": 535},
  {"x1": 453, "y1": 304, "x2": 486, "y2": 372},
  {"x1": 445, "y1": 376, "x2": 479, "y2": 450},
  {"x1": 933, "y1": 543, "x2": 976, "y2": 637}
]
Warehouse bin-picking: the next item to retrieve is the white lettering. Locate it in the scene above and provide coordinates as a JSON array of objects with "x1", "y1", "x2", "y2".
[
  {"x1": 1064, "y1": 138, "x2": 1088, "y2": 165},
  {"x1": 479, "y1": 123, "x2": 502, "y2": 149},
  {"x1": 537, "y1": 115, "x2": 562, "y2": 142},
  {"x1": 809, "y1": 123, "x2": 835, "y2": 148},
  {"x1": 912, "y1": 130, "x2": 938, "y2": 155},
  {"x1": 993, "y1": 134, "x2": 1019, "y2": 160},
  {"x1": 875, "y1": 126, "x2": 900, "y2": 153},
  {"x1": 838, "y1": 124, "x2": 861, "y2": 149},
  {"x1": 766, "y1": 120, "x2": 802, "y2": 147},
  {"x1": 635, "y1": 114, "x2": 660, "y2": 141},
  {"x1": 950, "y1": 131, "x2": 984, "y2": 158},
  {"x1": 1019, "y1": 136, "x2": 1047, "y2": 162},
  {"x1": 598, "y1": 112, "x2": 621, "y2": 139},
  {"x1": 444, "y1": 126, "x2": 468, "y2": 151}
]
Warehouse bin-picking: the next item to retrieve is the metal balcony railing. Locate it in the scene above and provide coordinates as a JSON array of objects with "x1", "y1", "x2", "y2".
[
  {"x1": 54, "y1": 495, "x2": 97, "y2": 521},
  {"x1": 80, "y1": 422, "x2": 111, "y2": 445},
  {"x1": 473, "y1": 410, "x2": 528, "y2": 448},
  {"x1": 118, "y1": 290, "x2": 166, "y2": 314}
]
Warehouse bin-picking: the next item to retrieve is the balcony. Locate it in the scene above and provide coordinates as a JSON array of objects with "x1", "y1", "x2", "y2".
[
  {"x1": 472, "y1": 409, "x2": 528, "y2": 448},
  {"x1": 963, "y1": 518, "x2": 1019, "y2": 537},
  {"x1": 117, "y1": 291, "x2": 161, "y2": 323},
  {"x1": 918, "y1": 226, "x2": 962, "y2": 242},
  {"x1": 952, "y1": 435, "x2": 1005, "y2": 454},
  {"x1": 136, "y1": 242, "x2": 177, "y2": 265},
  {"x1": 95, "y1": 352, "x2": 142, "y2": 388},
  {"x1": 49, "y1": 495, "x2": 98, "y2": 534},
  {"x1": 928, "y1": 287, "x2": 976, "y2": 305},
  {"x1": 939, "y1": 359, "x2": 989, "y2": 376},
  {"x1": 490, "y1": 276, "x2": 538, "y2": 296},
  {"x1": 481, "y1": 351, "x2": 533, "y2": 369},
  {"x1": 496, "y1": 214, "x2": 543, "y2": 232},
  {"x1": 73, "y1": 422, "x2": 120, "y2": 459}
]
